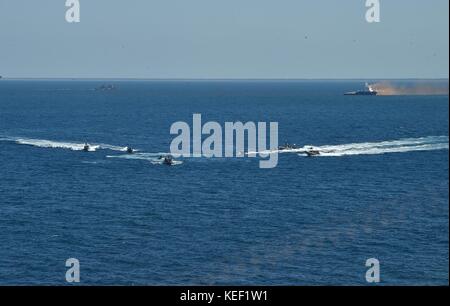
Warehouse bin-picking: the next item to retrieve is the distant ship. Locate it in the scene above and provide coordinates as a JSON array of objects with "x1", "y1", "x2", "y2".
[
  {"x1": 95, "y1": 84, "x2": 116, "y2": 91},
  {"x1": 344, "y1": 83, "x2": 377, "y2": 96}
]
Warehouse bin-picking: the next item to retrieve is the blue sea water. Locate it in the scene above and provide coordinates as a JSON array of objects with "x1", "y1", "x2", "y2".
[{"x1": 0, "y1": 80, "x2": 448, "y2": 285}]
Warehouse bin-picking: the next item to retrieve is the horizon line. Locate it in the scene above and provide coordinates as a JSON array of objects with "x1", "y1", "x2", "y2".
[{"x1": 1, "y1": 77, "x2": 449, "y2": 81}]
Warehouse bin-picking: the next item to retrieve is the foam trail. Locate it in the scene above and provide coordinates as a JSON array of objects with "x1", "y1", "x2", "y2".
[
  {"x1": 300, "y1": 136, "x2": 449, "y2": 157},
  {"x1": 107, "y1": 153, "x2": 183, "y2": 165},
  {"x1": 1, "y1": 136, "x2": 130, "y2": 152},
  {"x1": 151, "y1": 159, "x2": 183, "y2": 166},
  {"x1": 15, "y1": 138, "x2": 99, "y2": 151},
  {"x1": 98, "y1": 143, "x2": 137, "y2": 152},
  {"x1": 247, "y1": 136, "x2": 449, "y2": 157}
]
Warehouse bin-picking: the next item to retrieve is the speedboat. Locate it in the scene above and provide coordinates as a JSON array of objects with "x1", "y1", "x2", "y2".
[
  {"x1": 163, "y1": 155, "x2": 174, "y2": 165},
  {"x1": 278, "y1": 142, "x2": 298, "y2": 151},
  {"x1": 82, "y1": 143, "x2": 90, "y2": 152},
  {"x1": 305, "y1": 150, "x2": 320, "y2": 157}
]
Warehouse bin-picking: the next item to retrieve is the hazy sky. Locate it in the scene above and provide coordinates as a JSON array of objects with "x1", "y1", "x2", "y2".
[{"x1": 0, "y1": 0, "x2": 448, "y2": 78}]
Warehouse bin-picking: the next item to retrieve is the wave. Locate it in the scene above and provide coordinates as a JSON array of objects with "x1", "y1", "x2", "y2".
[
  {"x1": 300, "y1": 136, "x2": 449, "y2": 157},
  {"x1": 107, "y1": 153, "x2": 183, "y2": 165},
  {"x1": 2, "y1": 135, "x2": 447, "y2": 160},
  {"x1": 248, "y1": 136, "x2": 449, "y2": 157},
  {"x1": 97, "y1": 143, "x2": 137, "y2": 152},
  {"x1": 0, "y1": 136, "x2": 131, "y2": 152}
]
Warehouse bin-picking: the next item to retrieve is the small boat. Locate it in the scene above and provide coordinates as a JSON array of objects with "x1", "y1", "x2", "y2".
[
  {"x1": 95, "y1": 84, "x2": 116, "y2": 91},
  {"x1": 125, "y1": 146, "x2": 134, "y2": 154},
  {"x1": 163, "y1": 155, "x2": 174, "y2": 165},
  {"x1": 278, "y1": 142, "x2": 298, "y2": 151},
  {"x1": 82, "y1": 143, "x2": 90, "y2": 152},
  {"x1": 305, "y1": 150, "x2": 320, "y2": 157}
]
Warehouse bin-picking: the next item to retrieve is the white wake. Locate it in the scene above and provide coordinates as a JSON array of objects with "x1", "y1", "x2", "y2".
[
  {"x1": 301, "y1": 136, "x2": 448, "y2": 157},
  {"x1": 106, "y1": 153, "x2": 183, "y2": 165},
  {"x1": 1, "y1": 136, "x2": 131, "y2": 152},
  {"x1": 248, "y1": 136, "x2": 449, "y2": 157}
]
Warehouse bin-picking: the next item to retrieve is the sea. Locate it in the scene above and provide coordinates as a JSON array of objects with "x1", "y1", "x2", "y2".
[{"x1": 0, "y1": 80, "x2": 448, "y2": 285}]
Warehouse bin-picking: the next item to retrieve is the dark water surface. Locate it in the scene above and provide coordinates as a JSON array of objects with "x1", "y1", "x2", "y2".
[{"x1": 0, "y1": 80, "x2": 448, "y2": 285}]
